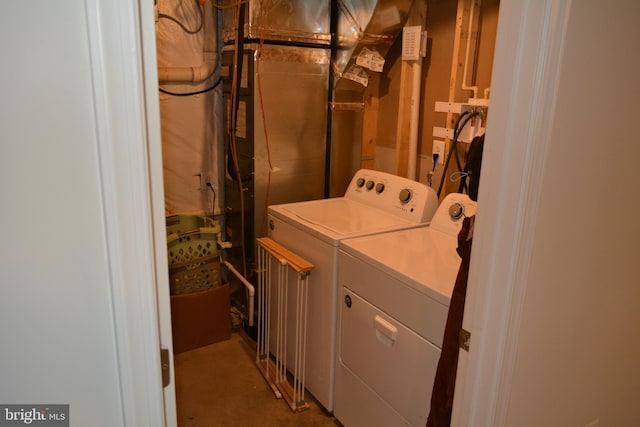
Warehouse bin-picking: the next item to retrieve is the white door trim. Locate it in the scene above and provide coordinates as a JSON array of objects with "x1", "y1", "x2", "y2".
[
  {"x1": 452, "y1": 1, "x2": 572, "y2": 426},
  {"x1": 137, "y1": 0, "x2": 179, "y2": 424},
  {"x1": 85, "y1": 0, "x2": 175, "y2": 425}
]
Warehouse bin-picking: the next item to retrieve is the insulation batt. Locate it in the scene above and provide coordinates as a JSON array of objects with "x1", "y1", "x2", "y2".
[{"x1": 156, "y1": 0, "x2": 223, "y2": 216}]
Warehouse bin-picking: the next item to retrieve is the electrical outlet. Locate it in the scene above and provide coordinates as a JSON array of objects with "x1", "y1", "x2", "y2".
[
  {"x1": 200, "y1": 172, "x2": 213, "y2": 191},
  {"x1": 201, "y1": 173, "x2": 212, "y2": 190},
  {"x1": 433, "y1": 140, "x2": 445, "y2": 164},
  {"x1": 194, "y1": 172, "x2": 212, "y2": 191}
]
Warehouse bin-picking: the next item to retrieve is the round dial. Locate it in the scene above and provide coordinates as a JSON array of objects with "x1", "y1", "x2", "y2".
[
  {"x1": 399, "y1": 189, "x2": 412, "y2": 203},
  {"x1": 366, "y1": 180, "x2": 375, "y2": 191},
  {"x1": 449, "y1": 202, "x2": 464, "y2": 219},
  {"x1": 356, "y1": 178, "x2": 365, "y2": 188},
  {"x1": 375, "y1": 183, "x2": 385, "y2": 194}
]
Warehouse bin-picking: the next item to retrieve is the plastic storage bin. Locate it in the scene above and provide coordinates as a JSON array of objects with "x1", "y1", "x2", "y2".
[
  {"x1": 166, "y1": 215, "x2": 222, "y2": 295},
  {"x1": 166, "y1": 214, "x2": 217, "y2": 235}
]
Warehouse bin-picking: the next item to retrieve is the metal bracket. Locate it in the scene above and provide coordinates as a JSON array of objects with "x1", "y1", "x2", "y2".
[
  {"x1": 160, "y1": 348, "x2": 171, "y2": 387},
  {"x1": 459, "y1": 328, "x2": 471, "y2": 352}
]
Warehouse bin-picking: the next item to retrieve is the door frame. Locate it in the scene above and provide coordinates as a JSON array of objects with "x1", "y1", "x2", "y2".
[
  {"x1": 87, "y1": 0, "x2": 177, "y2": 425},
  {"x1": 90, "y1": 0, "x2": 572, "y2": 425}
]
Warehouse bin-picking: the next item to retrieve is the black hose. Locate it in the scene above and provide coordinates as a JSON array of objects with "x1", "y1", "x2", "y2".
[
  {"x1": 437, "y1": 111, "x2": 468, "y2": 197},
  {"x1": 159, "y1": 77, "x2": 222, "y2": 96},
  {"x1": 437, "y1": 110, "x2": 481, "y2": 198},
  {"x1": 158, "y1": 0, "x2": 204, "y2": 35}
]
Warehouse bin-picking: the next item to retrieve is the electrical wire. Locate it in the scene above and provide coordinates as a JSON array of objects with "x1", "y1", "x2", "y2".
[
  {"x1": 158, "y1": 0, "x2": 204, "y2": 34},
  {"x1": 207, "y1": 183, "x2": 217, "y2": 219},
  {"x1": 159, "y1": 77, "x2": 222, "y2": 96},
  {"x1": 256, "y1": 1, "x2": 276, "y2": 239},
  {"x1": 337, "y1": 0, "x2": 362, "y2": 35},
  {"x1": 227, "y1": 0, "x2": 248, "y2": 277}
]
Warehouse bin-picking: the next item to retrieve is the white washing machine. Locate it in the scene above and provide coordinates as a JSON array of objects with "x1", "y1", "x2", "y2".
[
  {"x1": 334, "y1": 193, "x2": 477, "y2": 427},
  {"x1": 267, "y1": 169, "x2": 439, "y2": 412}
]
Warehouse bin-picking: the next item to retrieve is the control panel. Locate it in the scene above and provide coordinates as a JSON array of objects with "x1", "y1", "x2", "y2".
[
  {"x1": 345, "y1": 169, "x2": 439, "y2": 223},
  {"x1": 430, "y1": 192, "x2": 478, "y2": 236}
]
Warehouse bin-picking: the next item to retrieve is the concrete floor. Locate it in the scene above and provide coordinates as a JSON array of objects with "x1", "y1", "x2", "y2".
[{"x1": 174, "y1": 332, "x2": 339, "y2": 427}]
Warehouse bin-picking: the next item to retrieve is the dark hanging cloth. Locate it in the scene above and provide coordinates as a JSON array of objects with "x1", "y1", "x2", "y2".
[
  {"x1": 426, "y1": 215, "x2": 475, "y2": 427},
  {"x1": 458, "y1": 134, "x2": 485, "y2": 202}
]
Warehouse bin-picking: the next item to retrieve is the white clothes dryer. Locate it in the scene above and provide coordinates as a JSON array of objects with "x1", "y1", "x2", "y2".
[
  {"x1": 267, "y1": 169, "x2": 439, "y2": 412},
  {"x1": 334, "y1": 193, "x2": 477, "y2": 427}
]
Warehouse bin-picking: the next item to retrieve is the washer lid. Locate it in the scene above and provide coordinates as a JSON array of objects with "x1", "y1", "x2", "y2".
[
  {"x1": 270, "y1": 198, "x2": 415, "y2": 243},
  {"x1": 340, "y1": 227, "x2": 461, "y2": 306}
]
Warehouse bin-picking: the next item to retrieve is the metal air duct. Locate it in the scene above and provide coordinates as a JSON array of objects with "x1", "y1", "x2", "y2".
[{"x1": 328, "y1": 0, "x2": 415, "y2": 196}]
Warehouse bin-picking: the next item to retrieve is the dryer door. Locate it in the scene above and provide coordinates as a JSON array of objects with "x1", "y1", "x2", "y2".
[{"x1": 338, "y1": 287, "x2": 440, "y2": 427}]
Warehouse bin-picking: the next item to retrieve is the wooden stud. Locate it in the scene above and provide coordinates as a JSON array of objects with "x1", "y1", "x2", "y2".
[
  {"x1": 394, "y1": 1, "x2": 428, "y2": 178},
  {"x1": 361, "y1": 73, "x2": 380, "y2": 170}
]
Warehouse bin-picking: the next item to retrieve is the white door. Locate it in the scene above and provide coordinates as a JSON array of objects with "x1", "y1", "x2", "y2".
[{"x1": 452, "y1": 1, "x2": 640, "y2": 426}]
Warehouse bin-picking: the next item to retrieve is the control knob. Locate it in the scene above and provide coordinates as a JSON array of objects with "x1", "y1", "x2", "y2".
[
  {"x1": 375, "y1": 183, "x2": 385, "y2": 194},
  {"x1": 356, "y1": 178, "x2": 365, "y2": 188},
  {"x1": 399, "y1": 189, "x2": 412, "y2": 203},
  {"x1": 366, "y1": 180, "x2": 375, "y2": 191},
  {"x1": 449, "y1": 202, "x2": 464, "y2": 219}
]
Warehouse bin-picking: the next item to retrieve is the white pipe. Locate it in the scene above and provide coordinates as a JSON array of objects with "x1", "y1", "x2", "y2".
[
  {"x1": 407, "y1": 59, "x2": 422, "y2": 181},
  {"x1": 222, "y1": 260, "x2": 255, "y2": 327},
  {"x1": 158, "y1": 0, "x2": 219, "y2": 83},
  {"x1": 461, "y1": 0, "x2": 480, "y2": 98}
]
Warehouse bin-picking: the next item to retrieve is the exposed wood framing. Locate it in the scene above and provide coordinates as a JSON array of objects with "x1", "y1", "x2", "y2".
[
  {"x1": 394, "y1": 1, "x2": 428, "y2": 178},
  {"x1": 361, "y1": 74, "x2": 380, "y2": 170},
  {"x1": 394, "y1": 59, "x2": 413, "y2": 177}
]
